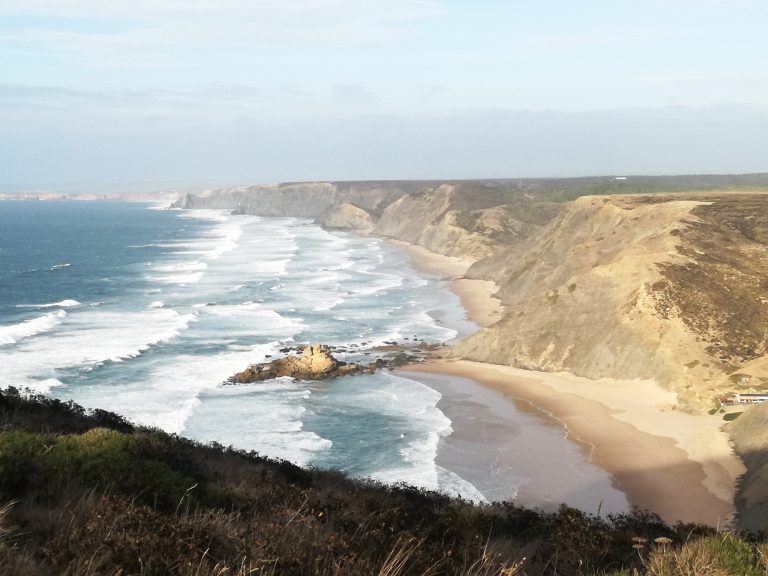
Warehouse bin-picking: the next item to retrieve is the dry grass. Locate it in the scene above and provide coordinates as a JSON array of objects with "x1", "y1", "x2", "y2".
[{"x1": 1, "y1": 387, "x2": 760, "y2": 576}]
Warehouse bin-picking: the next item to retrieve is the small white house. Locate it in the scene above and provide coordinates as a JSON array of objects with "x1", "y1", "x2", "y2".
[{"x1": 734, "y1": 393, "x2": 768, "y2": 404}]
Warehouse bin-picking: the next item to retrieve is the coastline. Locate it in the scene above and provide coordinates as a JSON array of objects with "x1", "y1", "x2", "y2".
[
  {"x1": 393, "y1": 237, "x2": 744, "y2": 526},
  {"x1": 388, "y1": 239, "x2": 505, "y2": 328}
]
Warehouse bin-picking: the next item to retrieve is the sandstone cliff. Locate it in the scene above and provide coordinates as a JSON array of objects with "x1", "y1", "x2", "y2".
[
  {"x1": 456, "y1": 192, "x2": 768, "y2": 409},
  {"x1": 318, "y1": 203, "x2": 375, "y2": 231},
  {"x1": 174, "y1": 179, "x2": 562, "y2": 260},
  {"x1": 173, "y1": 181, "x2": 422, "y2": 217},
  {"x1": 371, "y1": 184, "x2": 559, "y2": 259}
]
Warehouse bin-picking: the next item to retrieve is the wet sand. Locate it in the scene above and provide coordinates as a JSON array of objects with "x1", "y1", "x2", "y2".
[
  {"x1": 403, "y1": 360, "x2": 740, "y2": 526},
  {"x1": 400, "y1": 369, "x2": 630, "y2": 515},
  {"x1": 392, "y1": 238, "x2": 744, "y2": 527}
]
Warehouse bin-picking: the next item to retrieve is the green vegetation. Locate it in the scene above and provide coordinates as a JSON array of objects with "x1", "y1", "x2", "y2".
[
  {"x1": 724, "y1": 412, "x2": 743, "y2": 422},
  {"x1": 484, "y1": 173, "x2": 768, "y2": 204},
  {"x1": 0, "y1": 387, "x2": 765, "y2": 575},
  {"x1": 656, "y1": 196, "x2": 768, "y2": 367}
]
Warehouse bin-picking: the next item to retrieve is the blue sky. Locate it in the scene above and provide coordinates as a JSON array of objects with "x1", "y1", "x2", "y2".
[{"x1": 1, "y1": 0, "x2": 767, "y2": 188}]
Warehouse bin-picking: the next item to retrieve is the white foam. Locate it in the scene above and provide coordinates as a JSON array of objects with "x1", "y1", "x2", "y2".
[
  {"x1": 24, "y1": 378, "x2": 65, "y2": 394},
  {"x1": 0, "y1": 310, "x2": 67, "y2": 345},
  {"x1": 16, "y1": 299, "x2": 81, "y2": 309},
  {"x1": 436, "y1": 466, "x2": 489, "y2": 503},
  {"x1": 200, "y1": 302, "x2": 304, "y2": 338},
  {"x1": 146, "y1": 271, "x2": 204, "y2": 284},
  {"x1": 184, "y1": 379, "x2": 332, "y2": 466},
  {"x1": 1, "y1": 308, "x2": 195, "y2": 389},
  {"x1": 95, "y1": 342, "x2": 280, "y2": 435},
  {"x1": 309, "y1": 371, "x2": 487, "y2": 502},
  {"x1": 50, "y1": 263, "x2": 71, "y2": 270},
  {"x1": 153, "y1": 260, "x2": 208, "y2": 273}
]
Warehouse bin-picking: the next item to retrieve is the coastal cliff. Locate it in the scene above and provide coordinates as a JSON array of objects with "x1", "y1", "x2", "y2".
[
  {"x1": 173, "y1": 179, "x2": 562, "y2": 260},
  {"x1": 175, "y1": 178, "x2": 768, "y2": 411},
  {"x1": 456, "y1": 192, "x2": 768, "y2": 409}
]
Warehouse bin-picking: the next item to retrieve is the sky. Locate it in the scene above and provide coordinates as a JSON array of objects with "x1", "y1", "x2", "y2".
[{"x1": 1, "y1": 0, "x2": 767, "y2": 189}]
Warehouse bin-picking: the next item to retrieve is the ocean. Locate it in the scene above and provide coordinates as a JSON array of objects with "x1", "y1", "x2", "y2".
[{"x1": 0, "y1": 200, "x2": 630, "y2": 512}]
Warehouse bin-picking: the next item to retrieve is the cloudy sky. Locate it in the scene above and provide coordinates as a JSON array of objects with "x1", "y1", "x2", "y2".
[{"x1": 2, "y1": 0, "x2": 767, "y2": 189}]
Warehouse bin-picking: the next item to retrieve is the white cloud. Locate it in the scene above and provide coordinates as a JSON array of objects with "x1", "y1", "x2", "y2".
[{"x1": 0, "y1": 1, "x2": 445, "y2": 54}]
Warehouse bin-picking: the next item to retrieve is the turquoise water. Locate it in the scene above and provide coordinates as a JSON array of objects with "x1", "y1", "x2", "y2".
[{"x1": 0, "y1": 200, "x2": 482, "y2": 499}]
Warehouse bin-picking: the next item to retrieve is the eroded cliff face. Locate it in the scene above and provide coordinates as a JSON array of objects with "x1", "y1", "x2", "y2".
[
  {"x1": 456, "y1": 193, "x2": 768, "y2": 409},
  {"x1": 372, "y1": 184, "x2": 560, "y2": 260},
  {"x1": 318, "y1": 203, "x2": 375, "y2": 231},
  {"x1": 173, "y1": 181, "x2": 410, "y2": 218},
  {"x1": 175, "y1": 180, "x2": 561, "y2": 261}
]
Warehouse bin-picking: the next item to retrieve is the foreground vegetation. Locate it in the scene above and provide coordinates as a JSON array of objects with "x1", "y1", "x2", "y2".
[{"x1": 0, "y1": 387, "x2": 765, "y2": 575}]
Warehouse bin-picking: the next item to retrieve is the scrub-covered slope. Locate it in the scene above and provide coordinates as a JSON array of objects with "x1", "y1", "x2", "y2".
[
  {"x1": 456, "y1": 192, "x2": 768, "y2": 409},
  {"x1": 0, "y1": 387, "x2": 715, "y2": 576}
]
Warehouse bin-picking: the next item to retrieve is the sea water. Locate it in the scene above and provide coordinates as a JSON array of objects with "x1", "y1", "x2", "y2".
[{"x1": 0, "y1": 200, "x2": 629, "y2": 511}]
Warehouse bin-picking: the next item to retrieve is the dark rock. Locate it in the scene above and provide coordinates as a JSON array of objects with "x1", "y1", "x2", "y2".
[{"x1": 226, "y1": 342, "x2": 445, "y2": 385}]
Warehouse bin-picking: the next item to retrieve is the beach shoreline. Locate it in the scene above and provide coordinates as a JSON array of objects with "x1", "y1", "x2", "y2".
[
  {"x1": 388, "y1": 240, "x2": 506, "y2": 328},
  {"x1": 391, "y1": 237, "x2": 744, "y2": 526}
]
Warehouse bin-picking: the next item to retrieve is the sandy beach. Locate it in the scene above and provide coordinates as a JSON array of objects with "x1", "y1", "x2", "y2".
[
  {"x1": 394, "y1": 238, "x2": 745, "y2": 527},
  {"x1": 389, "y1": 240, "x2": 506, "y2": 328}
]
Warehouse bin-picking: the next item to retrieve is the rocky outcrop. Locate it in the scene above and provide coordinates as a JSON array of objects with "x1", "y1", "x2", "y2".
[
  {"x1": 318, "y1": 203, "x2": 375, "y2": 231},
  {"x1": 226, "y1": 342, "x2": 441, "y2": 384},
  {"x1": 228, "y1": 345, "x2": 368, "y2": 383}
]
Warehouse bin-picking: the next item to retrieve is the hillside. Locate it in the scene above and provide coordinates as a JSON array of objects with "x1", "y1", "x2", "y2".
[
  {"x1": 456, "y1": 192, "x2": 768, "y2": 410},
  {"x1": 0, "y1": 387, "x2": 725, "y2": 576}
]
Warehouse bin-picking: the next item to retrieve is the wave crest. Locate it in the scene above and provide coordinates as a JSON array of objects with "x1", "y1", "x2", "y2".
[{"x1": 0, "y1": 310, "x2": 67, "y2": 345}]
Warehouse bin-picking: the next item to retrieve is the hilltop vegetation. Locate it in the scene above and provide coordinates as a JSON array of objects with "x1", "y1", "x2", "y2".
[{"x1": 5, "y1": 387, "x2": 766, "y2": 576}]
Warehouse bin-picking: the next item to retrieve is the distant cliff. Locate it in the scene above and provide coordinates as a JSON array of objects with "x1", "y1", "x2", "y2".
[{"x1": 173, "y1": 179, "x2": 562, "y2": 260}]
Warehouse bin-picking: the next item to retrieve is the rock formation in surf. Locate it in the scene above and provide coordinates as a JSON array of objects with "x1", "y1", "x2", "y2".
[
  {"x1": 228, "y1": 344, "x2": 369, "y2": 383},
  {"x1": 227, "y1": 342, "x2": 442, "y2": 384}
]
